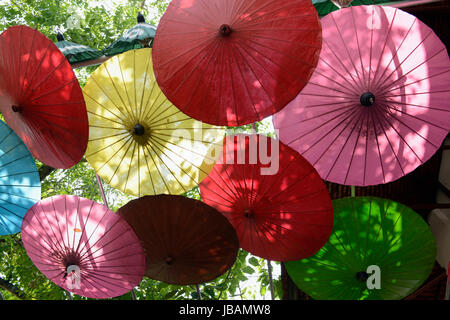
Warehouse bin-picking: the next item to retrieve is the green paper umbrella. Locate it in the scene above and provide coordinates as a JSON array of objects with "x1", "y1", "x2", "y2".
[
  {"x1": 103, "y1": 13, "x2": 156, "y2": 56},
  {"x1": 312, "y1": 0, "x2": 402, "y2": 16},
  {"x1": 285, "y1": 197, "x2": 436, "y2": 300},
  {"x1": 55, "y1": 32, "x2": 103, "y2": 64}
]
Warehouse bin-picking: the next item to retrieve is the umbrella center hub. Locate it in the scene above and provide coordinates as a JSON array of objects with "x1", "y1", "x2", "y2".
[
  {"x1": 356, "y1": 271, "x2": 369, "y2": 282},
  {"x1": 165, "y1": 256, "x2": 175, "y2": 265},
  {"x1": 219, "y1": 24, "x2": 233, "y2": 37},
  {"x1": 360, "y1": 92, "x2": 375, "y2": 107},
  {"x1": 244, "y1": 209, "x2": 254, "y2": 218},
  {"x1": 133, "y1": 123, "x2": 146, "y2": 136},
  {"x1": 11, "y1": 105, "x2": 22, "y2": 113}
]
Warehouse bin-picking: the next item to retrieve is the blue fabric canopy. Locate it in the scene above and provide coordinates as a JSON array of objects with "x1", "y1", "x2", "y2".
[{"x1": 0, "y1": 121, "x2": 41, "y2": 235}]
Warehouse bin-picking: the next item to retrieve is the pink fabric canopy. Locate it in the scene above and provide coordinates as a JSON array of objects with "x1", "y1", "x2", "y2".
[
  {"x1": 21, "y1": 195, "x2": 145, "y2": 299},
  {"x1": 273, "y1": 5, "x2": 450, "y2": 186}
]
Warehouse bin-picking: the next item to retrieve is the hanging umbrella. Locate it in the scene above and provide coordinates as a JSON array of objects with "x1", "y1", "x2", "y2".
[
  {"x1": 103, "y1": 13, "x2": 157, "y2": 56},
  {"x1": 312, "y1": 0, "x2": 402, "y2": 17},
  {"x1": 0, "y1": 25, "x2": 89, "y2": 169},
  {"x1": 21, "y1": 195, "x2": 145, "y2": 299},
  {"x1": 83, "y1": 48, "x2": 225, "y2": 197},
  {"x1": 55, "y1": 32, "x2": 103, "y2": 65},
  {"x1": 152, "y1": 0, "x2": 322, "y2": 126},
  {"x1": 116, "y1": 195, "x2": 239, "y2": 285},
  {"x1": 285, "y1": 196, "x2": 436, "y2": 300},
  {"x1": 199, "y1": 134, "x2": 333, "y2": 261},
  {"x1": 0, "y1": 120, "x2": 41, "y2": 235},
  {"x1": 273, "y1": 5, "x2": 450, "y2": 186}
]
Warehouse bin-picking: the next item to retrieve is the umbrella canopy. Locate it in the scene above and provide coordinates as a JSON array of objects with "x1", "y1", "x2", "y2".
[
  {"x1": 0, "y1": 120, "x2": 40, "y2": 235},
  {"x1": 0, "y1": 25, "x2": 89, "y2": 169},
  {"x1": 285, "y1": 196, "x2": 436, "y2": 300},
  {"x1": 152, "y1": 0, "x2": 322, "y2": 126},
  {"x1": 273, "y1": 5, "x2": 450, "y2": 186},
  {"x1": 21, "y1": 195, "x2": 145, "y2": 299},
  {"x1": 55, "y1": 32, "x2": 103, "y2": 64},
  {"x1": 83, "y1": 48, "x2": 225, "y2": 197},
  {"x1": 117, "y1": 195, "x2": 239, "y2": 285},
  {"x1": 103, "y1": 13, "x2": 157, "y2": 56},
  {"x1": 199, "y1": 134, "x2": 333, "y2": 261},
  {"x1": 312, "y1": 0, "x2": 402, "y2": 16}
]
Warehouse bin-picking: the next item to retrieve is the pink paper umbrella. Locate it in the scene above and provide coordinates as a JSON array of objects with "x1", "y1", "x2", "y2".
[
  {"x1": 21, "y1": 195, "x2": 145, "y2": 299},
  {"x1": 273, "y1": 5, "x2": 450, "y2": 186}
]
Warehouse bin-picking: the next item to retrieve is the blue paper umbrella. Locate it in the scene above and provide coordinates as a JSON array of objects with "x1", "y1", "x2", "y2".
[{"x1": 0, "y1": 121, "x2": 41, "y2": 235}]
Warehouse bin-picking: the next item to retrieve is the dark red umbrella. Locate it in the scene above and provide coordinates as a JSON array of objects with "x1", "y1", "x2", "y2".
[
  {"x1": 0, "y1": 25, "x2": 88, "y2": 169},
  {"x1": 152, "y1": 0, "x2": 322, "y2": 126},
  {"x1": 117, "y1": 195, "x2": 239, "y2": 285},
  {"x1": 199, "y1": 134, "x2": 333, "y2": 261}
]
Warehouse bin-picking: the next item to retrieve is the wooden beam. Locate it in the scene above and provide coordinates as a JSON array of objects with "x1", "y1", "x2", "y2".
[{"x1": 71, "y1": 55, "x2": 110, "y2": 69}]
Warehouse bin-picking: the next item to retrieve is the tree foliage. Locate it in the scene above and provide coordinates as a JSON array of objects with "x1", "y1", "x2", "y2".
[{"x1": 0, "y1": 0, "x2": 281, "y2": 300}]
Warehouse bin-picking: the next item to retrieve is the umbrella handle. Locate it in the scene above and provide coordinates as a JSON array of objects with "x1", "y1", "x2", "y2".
[{"x1": 95, "y1": 173, "x2": 109, "y2": 208}]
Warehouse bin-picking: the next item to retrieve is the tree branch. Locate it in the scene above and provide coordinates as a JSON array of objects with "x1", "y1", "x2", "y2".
[{"x1": 0, "y1": 277, "x2": 27, "y2": 300}]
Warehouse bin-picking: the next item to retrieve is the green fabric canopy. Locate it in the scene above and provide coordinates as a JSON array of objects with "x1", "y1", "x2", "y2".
[
  {"x1": 103, "y1": 13, "x2": 156, "y2": 56},
  {"x1": 55, "y1": 33, "x2": 103, "y2": 64},
  {"x1": 285, "y1": 197, "x2": 436, "y2": 300},
  {"x1": 312, "y1": 0, "x2": 403, "y2": 16}
]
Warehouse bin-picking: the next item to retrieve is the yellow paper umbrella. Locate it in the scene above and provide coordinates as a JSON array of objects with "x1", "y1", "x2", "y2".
[{"x1": 83, "y1": 48, "x2": 225, "y2": 196}]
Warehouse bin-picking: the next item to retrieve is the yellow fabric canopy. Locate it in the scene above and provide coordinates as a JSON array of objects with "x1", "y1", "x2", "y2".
[{"x1": 83, "y1": 48, "x2": 225, "y2": 196}]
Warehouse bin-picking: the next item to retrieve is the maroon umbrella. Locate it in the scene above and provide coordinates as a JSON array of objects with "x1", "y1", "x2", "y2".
[{"x1": 117, "y1": 195, "x2": 239, "y2": 285}]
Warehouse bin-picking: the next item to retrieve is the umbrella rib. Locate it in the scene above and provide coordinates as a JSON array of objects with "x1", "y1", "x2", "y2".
[
  {"x1": 329, "y1": 13, "x2": 365, "y2": 92},
  {"x1": 103, "y1": 60, "x2": 136, "y2": 122},
  {"x1": 47, "y1": 197, "x2": 71, "y2": 256},
  {"x1": 137, "y1": 49, "x2": 153, "y2": 121},
  {"x1": 0, "y1": 206, "x2": 22, "y2": 230},
  {"x1": 228, "y1": 41, "x2": 263, "y2": 121},
  {"x1": 104, "y1": 138, "x2": 135, "y2": 185},
  {"x1": 73, "y1": 200, "x2": 96, "y2": 258},
  {"x1": 350, "y1": 5, "x2": 367, "y2": 92},
  {"x1": 285, "y1": 103, "x2": 356, "y2": 146},
  {"x1": 140, "y1": 146, "x2": 156, "y2": 194},
  {"x1": 150, "y1": 132, "x2": 219, "y2": 164},
  {"x1": 380, "y1": 67, "x2": 450, "y2": 96},
  {"x1": 372, "y1": 107, "x2": 406, "y2": 177},
  {"x1": 0, "y1": 141, "x2": 26, "y2": 163},
  {"x1": 24, "y1": 107, "x2": 87, "y2": 122},
  {"x1": 368, "y1": 6, "x2": 375, "y2": 91},
  {"x1": 117, "y1": 52, "x2": 135, "y2": 117},
  {"x1": 369, "y1": 7, "x2": 400, "y2": 89},
  {"x1": 88, "y1": 135, "x2": 133, "y2": 172},
  {"x1": 83, "y1": 91, "x2": 126, "y2": 124},
  {"x1": 24, "y1": 58, "x2": 68, "y2": 100},
  {"x1": 140, "y1": 89, "x2": 167, "y2": 124},
  {"x1": 18, "y1": 26, "x2": 37, "y2": 98},
  {"x1": 19, "y1": 40, "x2": 53, "y2": 99},
  {"x1": 142, "y1": 144, "x2": 171, "y2": 194},
  {"x1": 181, "y1": 40, "x2": 224, "y2": 117},
  {"x1": 147, "y1": 110, "x2": 186, "y2": 128},
  {"x1": 122, "y1": 140, "x2": 137, "y2": 193},
  {"x1": 377, "y1": 44, "x2": 446, "y2": 95},
  {"x1": 0, "y1": 188, "x2": 40, "y2": 201},
  {"x1": 88, "y1": 131, "x2": 128, "y2": 143},
  {"x1": 265, "y1": 168, "x2": 316, "y2": 202},
  {"x1": 372, "y1": 19, "x2": 427, "y2": 90},
  {"x1": 226, "y1": 41, "x2": 240, "y2": 125},
  {"x1": 343, "y1": 108, "x2": 367, "y2": 185},
  {"x1": 382, "y1": 101, "x2": 449, "y2": 131},
  {"x1": 349, "y1": 198, "x2": 364, "y2": 268},
  {"x1": 0, "y1": 193, "x2": 35, "y2": 210},
  {"x1": 27, "y1": 78, "x2": 79, "y2": 103},
  {"x1": 369, "y1": 109, "x2": 386, "y2": 184}
]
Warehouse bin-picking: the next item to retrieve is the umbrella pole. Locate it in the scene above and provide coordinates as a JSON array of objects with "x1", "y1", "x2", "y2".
[
  {"x1": 196, "y1": 284, "x2": 202, "y2": 300},
  {"x1": 351, "y1": 185, "x2": 356, "y2": 197},
  {"x1": 267, "y1": 260, "x2": 275, "y2": 300},
  {"x1": 95, "y1": 173, "x2": 109, "y2": 208},
  {"x1": 66, "y1": 291, "x2": 73, "y2": 300},
  {"x1": 94, "y1": 172, "x2": 139, "y2": 301}
]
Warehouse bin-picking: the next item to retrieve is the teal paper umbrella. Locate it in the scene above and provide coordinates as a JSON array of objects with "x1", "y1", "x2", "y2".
[
  {"x1": 312, "y1": 0, "x2": 402, "y2": 16},
  {"x1": 0, "y1": 121, "x2": 41, "y2": 235},
  {"x1": 103, "y1": 13, "x2": 156, "y2": 56},
  {"x1": 55, "y1": 32, "x2": 103, "y2": 64},
  {"x1": 285, "y1": 197, "x2": 436, "y2": 300}
]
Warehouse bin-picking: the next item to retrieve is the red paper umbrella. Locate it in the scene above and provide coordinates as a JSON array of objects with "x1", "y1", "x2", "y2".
[
  {"x1": 21, "y1": 195, "x2": 145, "y2": 299},
  {"x1": 273, "y1": 5, "x2": 450, "y2": 186},
  {"x1": 0, "y1": 25, "x2": 88, "y2": 169},
  {"x1": 199, "y1": 134, "x2": 333, "y2": 261},
  {"x1": 117, "y1": 195, "x2": 239, "y2": 285},
  {"x1": 152, "y1": 0, "x2": 322, "y2": 126}
]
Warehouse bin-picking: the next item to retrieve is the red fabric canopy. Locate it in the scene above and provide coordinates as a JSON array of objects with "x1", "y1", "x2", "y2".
[
  {"x1": 199, "y1": 134, "x2": 333, "y2": 261},
  {"x1": 152, "y1": 0, "x2": 322, "y2": 126},
  {"x1": 0, "y1": 25, "x2": 88, "y2": 169}
]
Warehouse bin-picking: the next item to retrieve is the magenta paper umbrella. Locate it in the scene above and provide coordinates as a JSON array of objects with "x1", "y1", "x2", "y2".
[
  {"x1": 273, "y1": 5, "x2": 450, "y2": 186},
  {"x1": 21, "y1": 195, "x2": 145, "y2": 299}
]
